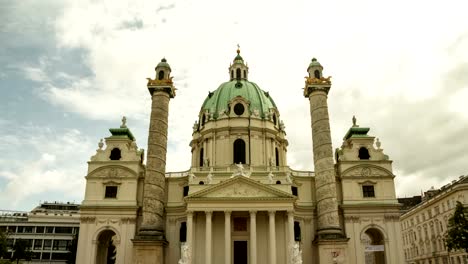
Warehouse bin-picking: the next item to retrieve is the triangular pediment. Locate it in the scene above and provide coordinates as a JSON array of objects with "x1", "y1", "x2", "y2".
[{"x1": 186, "y1": 176, "x2": 295, "y2": 200}]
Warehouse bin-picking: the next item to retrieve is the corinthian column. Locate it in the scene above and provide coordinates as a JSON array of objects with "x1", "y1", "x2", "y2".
[{"x1": 303, "y1": 58, "x2": 342, "y2": 238}]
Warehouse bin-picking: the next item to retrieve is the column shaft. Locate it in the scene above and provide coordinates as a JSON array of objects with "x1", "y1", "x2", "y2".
[
  {"x1": 269, "y1": 211, "x2": 277, "y2": 264},
  {"x1": 205, "y1": 211, "x2": 212, "y2": 264},
  {"x1": 140, "y1": 90, "x2": 171, "y2": 235},
  {"x1": 250, "y1": 211, "x2": 257, "y2": 264},
  {"x1": 287, "y1": 211, "x2": 295, "y2": 263},
  {"x1": 187, "y1": 211, "x2": 194, "y2": 264},
  {"x1": 225, "y1": 211, "x2": 231, "y2": 264},
  {"x1": 308, "y1": 90, "x2": 341, "y2": 235}
]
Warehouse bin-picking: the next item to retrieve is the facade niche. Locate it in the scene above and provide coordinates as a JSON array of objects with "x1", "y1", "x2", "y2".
[{"x1": 199, "y1": 148, "x2": 204, "y2": 167}]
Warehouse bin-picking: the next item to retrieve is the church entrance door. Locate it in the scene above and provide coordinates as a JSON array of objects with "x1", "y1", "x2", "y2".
[{"x1": 234, "y1": 240, "x2": 248, "y2": 264}]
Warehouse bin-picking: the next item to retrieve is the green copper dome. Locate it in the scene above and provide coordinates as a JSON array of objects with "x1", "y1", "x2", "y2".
[
  {"x1": 156, "y1": 58, "x2": 171, "y2": 70},
  {"x1": 201, "y1": 80, "x2": 277, "y2": 119}
]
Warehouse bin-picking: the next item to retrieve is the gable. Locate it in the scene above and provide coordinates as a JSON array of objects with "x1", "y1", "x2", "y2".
[
  {"x1": 341, "y1": 165, "x2": 393, "y2": 178},
  {"x1": 186, "y1": 176, "x2": 295, "y2": 200}
]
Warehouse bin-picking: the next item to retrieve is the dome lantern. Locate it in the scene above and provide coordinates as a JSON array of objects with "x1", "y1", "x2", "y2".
[{"x1": 228, "y1": 45, "x2": 249, "y2": 81}]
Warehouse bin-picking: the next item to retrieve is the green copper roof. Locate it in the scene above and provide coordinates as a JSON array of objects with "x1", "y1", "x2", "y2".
[
  {"x1": 343, "y1": 127, "x2": 371, "y2": 140},
  {"x1": 308, "y1": 58, "x2": 323, "y2": 70},
  {"x1": 201, "y1": 80, "x2": 277, "y2": 119},
  {"x1": 109, "y1": 127, "x2": 135, "y2": 141},
  {"x1": 156, "y1": 58, "x2": 171, "y2": 70}
]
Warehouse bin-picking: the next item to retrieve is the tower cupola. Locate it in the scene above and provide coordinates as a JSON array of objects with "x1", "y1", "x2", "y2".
[
  {"x1": 155, "y1": 58, "x2": 171, "y2": 80},
  {"x1": 307, "y1": 58, "x2": 323, "y2": 79},
  {"x1": 229, "y1": 46, "x2": 249, "y2": 81}
]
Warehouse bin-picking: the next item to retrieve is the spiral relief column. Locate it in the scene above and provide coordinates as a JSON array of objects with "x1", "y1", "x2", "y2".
[
  {"x1": 133, "y1": 58, "x2": 176, "y2": 264},
  {"x1": 303, "y1": 58, "x2": 342, "y2": 238}
]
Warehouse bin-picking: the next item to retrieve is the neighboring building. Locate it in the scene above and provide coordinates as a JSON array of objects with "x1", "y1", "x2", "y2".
[
  {"x1": 399, "y1": 196, "x2": 423, "y2": 214},
  {"x1": 0, "y1": 202, "x2": 80, "y2": 263},
  {"x1": 76, "y1": 49, "x2": 404, "y2": 264},
  {"x1": 400, "y1": 176, "x2": 468, "y2": 264}
]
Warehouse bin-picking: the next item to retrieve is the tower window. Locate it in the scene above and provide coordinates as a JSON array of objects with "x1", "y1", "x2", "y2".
[
  {"x1": 179, "y1": 222, "x2": 187, "y2": 242},
  {"x1": 275, "y1": 148, "x2": 280, "y2": 166},
  {"x1": 276, "y1": 180, "x2": 281, "y2": 184},
  {"x1": 201, "y1": 114, "x2": 206, "y2": 126},
  {"x1": 158, "y1": 70, "x2": 165, "y2": 80},
  {"x1": 231, "y1": 70, "x2": 234, "y2": 79},
  {"x1": 314, "y1": 70, "x2": 320, "y2": 79},
  {"x1": 234, "y1": 103, "x2": 245, "y2": 115},
  {"x1": 272, "y1": 114, "x2": 277, "y2": 125},
  {"x1": 199, "y1": 181, "x2": 205, "y2": 185},
  {"x1": 362, "y1": 185, "x2": 375, "y2": 198},
  {"x1": 233, "y1": 139, "x2": 246, "y2": 164},
  {"x1": 199, "y1": 148, "x2": 204, "y2": 167},
  {"x1": 236, "y1": 68, "x2": 241, "y2": 80},
  {"x1": 243, "y1": 70, "x2": 246, "y2": 79},
  {"x1": 291, "y1": 186, "x2": 298, "y2": 196},
  {"x1": 110, "y1": 148, "x2": 121, "y2": 160},
  {"x1": 358, "y1": 147, "x2": 370, "y2": 160},
  {"x1": 183, "y1": 186, "x2": 189, "y2": 197},
  {"x1": 104, "y1": 186, "x2": 118, "y2": 198},
  {"x1": 294, "y1": 221, "x2": 301, "y2": 241}
]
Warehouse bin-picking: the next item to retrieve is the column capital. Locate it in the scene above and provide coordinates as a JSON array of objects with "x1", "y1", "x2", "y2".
[
  {"x1": 224, "y1": 210, "x2": 232, "y2": 215},
  {"x1": 249, "y1": 210, "x2": 257, "y2": 215},
  {"x1": 187, "y1": 210, "x2": 194, "y2": 216},
  {"x1": 205, "y1": 210, "x2": 213, "y2": 216},
  {"x1": 287, "y1": 210, "x2": 295, "y2": 215},
  {"x1": 268, "y1": 210, "x2": 276, "y2": 216}
]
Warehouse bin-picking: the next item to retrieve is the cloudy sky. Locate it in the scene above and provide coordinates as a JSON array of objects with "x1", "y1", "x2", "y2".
[{"x1": 1, "y1": 0, "x2": 467, "y2": 211}]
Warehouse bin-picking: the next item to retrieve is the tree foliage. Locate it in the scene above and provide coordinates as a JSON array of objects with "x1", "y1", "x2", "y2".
[
  {"x1": 0, "y1": 230, "x2": 8, "y2": 259},
  {"x1": 11, "y1": 239, "x2": 32, "y2": 264},
  {"x1": 445, "y1": 201, "x2": 468, "y2": 252},
  {"x1": 66, "y1": 234, "x2": 78, "y2": 264}
]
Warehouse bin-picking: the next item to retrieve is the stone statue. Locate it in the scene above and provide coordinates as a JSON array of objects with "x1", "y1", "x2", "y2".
[
  {"x1": 203, "y1": 158, "x2": 210, "y2": 167},
  {"x1": 267, "y1": 171, "x2": 274, "y2": 184},
  {"x1": 178, "y1": 242, "x2": 191, "y2": 264},
  {"x1": 121, "y1": 116, "x2": 127, "y2": 128},
  {"x1": 376, "y1": 138, "x2": 382, "y2": 150},
  {"x1": 289, "y1": 242, "x2": 303, "y2": 264},
  {"x1": 207, "y1": 171, "x2": 213, "y2": 184},
  {"x1": 98, "y1": 139, "x2": 104, "y2": 150},
  {"x1": 192, "y1": 121, "x2": 198, "y2": 132},
  {"x1": 231, "y1": 163, "x2": 247, "y2": 178},
  {"x1": 352, "y1": 115, "x2": 357, "y2": 127},
  {"x1": 188, "y1": 173, "x2": 196, "y2": 183}
]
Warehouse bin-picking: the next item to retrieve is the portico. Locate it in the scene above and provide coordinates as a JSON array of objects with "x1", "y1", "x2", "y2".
[{"x1": 184, "y1": 176, "x2": 296, "y2": 264}]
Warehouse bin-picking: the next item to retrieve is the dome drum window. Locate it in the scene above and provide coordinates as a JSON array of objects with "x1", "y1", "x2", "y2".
[{"x1": 234, "y1": 103, "x2": 245, "y2": 116}]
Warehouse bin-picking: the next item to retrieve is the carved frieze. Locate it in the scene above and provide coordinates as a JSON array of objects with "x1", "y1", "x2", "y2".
[
  {"x1": 89, "y1": 167, "x2": 135, "y2": 179},
  {"x1": 342, "y1": 166, "x2": 391, "y2": 178},
  {"x1": 205, "y1": 182, "x2": 276, "y2": 198}
]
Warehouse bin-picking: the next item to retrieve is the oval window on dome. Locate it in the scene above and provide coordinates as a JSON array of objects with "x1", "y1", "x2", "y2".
[{"x1": 234, "y1": 103, "x2": 245, "y2": 115}]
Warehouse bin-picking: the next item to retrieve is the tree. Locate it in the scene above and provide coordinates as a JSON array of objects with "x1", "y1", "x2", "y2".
[
  {"x1": 11, "y1": 239, "x2": 32, "y2": 264},
  {"x1": 445, "y1": 201, "x2": 468, "y2": 252},
  {"x1": 0, "y1": 230, "x2": 8, "y2": 260}
]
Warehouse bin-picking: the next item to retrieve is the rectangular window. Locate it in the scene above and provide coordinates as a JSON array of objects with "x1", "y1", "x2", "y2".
[
  {"x1": 46, "y1": 227, "x2": 54, "y2": 233},
  {"x1": 36, "y1": 226, "x2": 45, "y2": 233},
  {"x1": 55, "y1": 227, "x2": 73, "y2": 234},
  {"x1": 43, "y1": 239, "x2": 52, "y2": 250},
  {"x1": 362, "y1": 185, "x2": 375, "y2": 198},
  {"x1": 291, "y1": 186, "x2": 298, "y2": 196},
  {"x1": 53, "y1": 240, "x2": 68, "y2": 251},
  {"x1": 183, "y1": 186, "x2": 189, "y2": 197},
  {"x1": 34, "y1": 239, "x2": 43, "y2": 250},
  {"x1": 105, "y1": 186, "x2": 118, "y2": 198}
]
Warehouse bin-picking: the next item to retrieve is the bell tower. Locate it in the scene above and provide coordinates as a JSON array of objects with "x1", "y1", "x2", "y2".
[
  {"x1": 229, "y1": 45, "x2": 249, "y2": 81},
  {"x1": 303, "y1": 58, "x2": 348, "y2": 263},
  {"x1": 133, "y1": 58, "x2": 176, "y2": 264}
]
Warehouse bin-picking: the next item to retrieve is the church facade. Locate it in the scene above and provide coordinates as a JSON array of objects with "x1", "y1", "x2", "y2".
[{"x1": 76, "y1": 49, "x2": 404, "y2": 264}]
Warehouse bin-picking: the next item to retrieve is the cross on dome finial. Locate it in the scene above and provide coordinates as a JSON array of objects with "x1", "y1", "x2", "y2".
[{"x1": 237, "y1": 44, "x2": 240, "y2": 54}]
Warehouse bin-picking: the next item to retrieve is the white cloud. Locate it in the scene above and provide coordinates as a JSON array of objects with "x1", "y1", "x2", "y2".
[{"x1": 11, "y1": 0, "x2": 468, "y2": 200}]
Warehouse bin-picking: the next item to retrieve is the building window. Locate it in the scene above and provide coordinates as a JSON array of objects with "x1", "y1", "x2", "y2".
[
  {"x1": 231, "y1": 70, "x2": 234, "y2": 79},
  {"x1": 243, "y1": 70, "x2": 246, "y2": 79},
  {"x1": 34, "y1": 239, "x2": 43, "y2": 251},
  {"x1": 236, "y1": 68, "x2": 241, "y2": 80},
  {"x1": 109, "y1": 148, "x2": 121, "y2": 160},
  {"x1": 276, "y1": 180, "x2": 281, "y2": 184},
  {"x1": 104, "y1": 186, "x2": 118, "y2": 199},
  {"x1": 234, "y1": 103, "x2": 245, "y2": 115},
  {"x1": 45, "y1": 227, "x2": 54, "y2": 233},
  {"x1": 199, "y1": 148, "x2": 204, "y2": 167},
  {"x1": 314, "y1": 70, "x2": 320, "y2": 79},
  {"x1": 358, "y1": 147, "x2": 370, "y2": 160},
  {"x1": 291, "y1": 186, "x2": 298, "y2": 196},
  {"x1": 36, "y1": 226, "x2": 45, "y2": 233},
  {"x1": 180, "y1": 222, "x2": 187, "y2": 242},
  {"x1": 294, "y1": 221, "x2": 301, "y2": 241},
  {"x1": 362, "y1": 185, "x2": 375, "y2": 198},
  {"x1": 275, "y1": 148, "x2": 280, "y2": 166},
  {"x1": 233, "y1": 139, "x2": 246, "y2": 164},
  {"x1": 183, "y1": 186, "x2": 189, "y2": 197},
  {"x1": 199, "y1": 181, "x2": 204, "y2": 185},
  {"x1": 158, "y1": 70, "x2": 164, "y2": 80},
  {"x1": 43, "y1": 239, "x2": 52, "y2": 250}
]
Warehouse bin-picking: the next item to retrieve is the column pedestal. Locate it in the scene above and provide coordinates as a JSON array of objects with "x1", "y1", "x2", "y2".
[{"x1": 132, "y1": 239, "x2": 167, "y2": 264}]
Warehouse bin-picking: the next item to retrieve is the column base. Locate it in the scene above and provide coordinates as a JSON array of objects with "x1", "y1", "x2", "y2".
[
  {"x1": 314, "y1": 236, "x2": 349, "y2": 264},
  {"x1": 132, "y1": 238, "x2": 167, "y2": 264}
]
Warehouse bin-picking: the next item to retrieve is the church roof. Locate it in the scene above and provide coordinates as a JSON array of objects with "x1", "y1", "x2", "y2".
[{"x1": 200, "y1": 80, "x2": 277, "y2": 119}]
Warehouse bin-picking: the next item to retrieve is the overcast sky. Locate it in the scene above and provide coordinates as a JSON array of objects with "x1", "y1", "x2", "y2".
[{"x1": 1, "y1": 0, "x2": 467, "y2": 211}]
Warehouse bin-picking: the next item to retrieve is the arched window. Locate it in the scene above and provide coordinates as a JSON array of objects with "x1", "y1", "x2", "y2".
[
  {"x1": 110, "y1": 148, "x2": 121, "y2": 160},
  {"x1": 231, "y1": 70, "x2": 234, "y2": 79},
  {"x1": 358, "y1": 147, "x2": 370, "y2": 160},
  {"x1": 275, "y1": 148, "x2": 280, "y2": 166},
  {"x1": 243, "y1": 70, "x2": 246, "y2": 79},
  {"x1": 201, "y1": 114, "x2": 206, "y2": 126},
  {"x1": 179, "y1": 222, "x2": 187, "y2": 242},
  {"x1": 272, "y1": 114, "x2": 277, "y2": 125},
  {"x1": 233, "y1": 139, "x2": 246, "y2": 164},
  {"x1": 236, "y1": 68, "x2": 241, "y2": 80},
  {"x1": 96, "y1": 230, "x2": 117, "y2": 264},
  {"x1": 199, "y1": 181, "x2": 205, "y2": 185},
  {"x1": 276, "y1": 180, "x2": 281, "y2": 184},
  {"x1": 199, "y1": 148, "x2": 204, "y2": 167},
  {"x1": 314, "y1": 70, "x2": 320, "y2": 79},
  {"x1": 158, "y1": 70, "x2": 165, "y2": 80}
]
